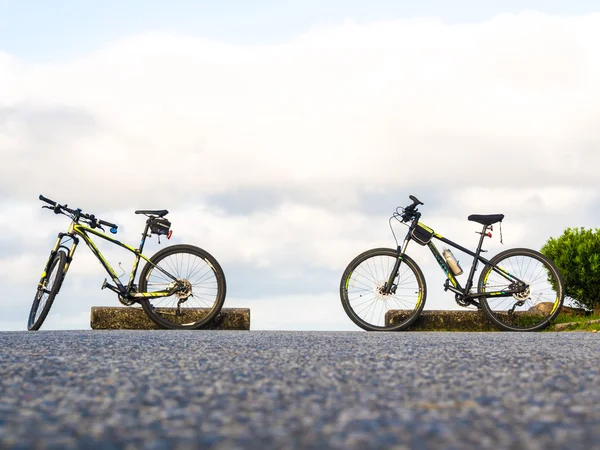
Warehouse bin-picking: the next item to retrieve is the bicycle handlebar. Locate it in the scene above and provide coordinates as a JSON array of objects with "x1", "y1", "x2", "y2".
[
  {"x1": 39, "y1": 194, "x2": 56, "y2": 207},
  {"x1": 398, "y1": 195, "x2": 424, "y2": 222},
  {"x1": 408, "y1": 195, "x2": 423, "y2": 208},
  {"x1": 39, "y1": 194, "x2": 119, "y2": 232}
]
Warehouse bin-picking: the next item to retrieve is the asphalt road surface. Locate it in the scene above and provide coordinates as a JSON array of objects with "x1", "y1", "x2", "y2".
[{"x1": 1, "y1": 330, "x2": 598, "y2": 449}]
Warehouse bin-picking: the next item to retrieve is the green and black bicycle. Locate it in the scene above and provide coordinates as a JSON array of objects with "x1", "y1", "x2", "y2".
[
  {"x1": 340, "y1": 195, "x2": 564, "y2": 332},
  {"x1": 28, "y1": 195, "x2": 226, "y2": 330}
]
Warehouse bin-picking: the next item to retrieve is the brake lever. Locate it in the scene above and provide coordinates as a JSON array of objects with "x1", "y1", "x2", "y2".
[
  {"x1": 89, "y1": 216, "x2": 106, "y2": 232},
  {"x1": 90, "y1": 221, "x2": 105, "y2": 232}
]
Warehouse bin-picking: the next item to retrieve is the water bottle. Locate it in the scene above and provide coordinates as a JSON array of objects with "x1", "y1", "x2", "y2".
[{"x1": 442, "y1": 249, "x2": 463, "y2": 276}]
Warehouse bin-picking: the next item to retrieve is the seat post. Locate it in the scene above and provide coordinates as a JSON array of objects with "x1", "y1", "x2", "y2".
[
  {"x1": 463, "y1": 224, "x2": 490, "y2": 296},
  {"x1": 475, "y1": 224, "x2": 488, "y2": 254},
  {"x1": 137, "y1": 220, "x2": 152, "y2": 253}
]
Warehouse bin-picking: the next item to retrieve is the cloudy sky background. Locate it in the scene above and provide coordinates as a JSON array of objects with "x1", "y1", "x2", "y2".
[{"x1": 1, "y1": 0, "x2": 599, "y2": 331}]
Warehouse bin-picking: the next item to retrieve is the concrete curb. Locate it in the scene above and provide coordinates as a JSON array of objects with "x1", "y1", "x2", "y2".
[
  {"x1": 387, "y1": 309, "x2": 597, "y2": 331},
  {"x1": 90, "y1": 307, "x2": 250, "y2": 330},
  {"x1": 387, "y1": 310, "x2": 501, "y2": 331}
]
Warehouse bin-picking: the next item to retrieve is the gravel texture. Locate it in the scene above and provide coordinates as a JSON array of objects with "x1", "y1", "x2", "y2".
[{"x1": 0, "y1": 330, "x2": 598, "y2": 449}]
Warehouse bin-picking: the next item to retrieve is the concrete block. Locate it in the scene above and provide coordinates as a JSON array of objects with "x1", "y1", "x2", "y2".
[
  {"x1": 386, "y1": 310, "x2": 499, "y2": 331},
  {"x1": 90, "y1": 307, "x2": 250, "y2": 330}
]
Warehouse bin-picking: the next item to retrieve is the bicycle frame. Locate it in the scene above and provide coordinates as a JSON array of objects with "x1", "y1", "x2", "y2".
[
  {"x1": 44, "y1": 219, "x2": 178, "y2": 299},
  {"x1": 386, "y1": 220, "x2": 528, "y2": 302}
]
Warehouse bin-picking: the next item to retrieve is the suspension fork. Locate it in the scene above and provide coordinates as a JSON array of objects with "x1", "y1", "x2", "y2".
[
  {"x1": 62, "y1": 235, "x2": 79, "y2": 273},
  {"x1": 45, "y1": 232, "x2": 78, "y2": 269},
  {"x1": 39, "y1": 236, "x2": 63, "y2": 287},
  {"x1": 383, "y1": 238, "x2": 411, "y2": 294},
  {"x1": 38, "y1": 232, "x2": 78, "y2": 292}
]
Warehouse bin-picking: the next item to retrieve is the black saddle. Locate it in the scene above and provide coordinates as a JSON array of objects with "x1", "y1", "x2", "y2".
[
  {"x1": 135, "y1": 209, "x2": 169, "y2": 217},
  {"x1": 468, "y1": 214, "x2": 504, "y2": 226}
]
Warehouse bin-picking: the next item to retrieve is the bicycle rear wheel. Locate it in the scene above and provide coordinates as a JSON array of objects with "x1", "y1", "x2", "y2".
[
  {"x1": 340, "y1": 248, "x2": 426, "y2": 331},
  {"x1": 28, "y1": 250, "x2": 67, "y2": 331},
  {"x1": 478, "y1": 248, "x2": 564, "y2": 331},
  {"x1": 138, "y1": 244, "x2": 227, "y2": 329}
]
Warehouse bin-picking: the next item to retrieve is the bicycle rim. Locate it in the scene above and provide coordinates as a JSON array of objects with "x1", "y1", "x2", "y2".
[
  {"x1": 139, "y1": 245, "x2": 226, "y2": 329},
  {"x1": 340, "y1": 248, "x2": 426, "y2": 331},
  {"x1": 28, "y1": 252, "x2": 66, "y2": 330},
  {"x1": 479, "y1": 249, "x2": 564, "y2": 331}
]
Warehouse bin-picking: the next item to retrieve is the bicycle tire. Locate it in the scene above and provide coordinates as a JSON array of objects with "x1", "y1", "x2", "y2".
[
  {"x1": 28, "y1": 250, "x2": 67, "y2": 331},
  {"x1": 138, "y1": 244, "x2": 227, "y2": 329},
  {"x1": 340, "y1": 248, "x2": 427, "y2": 331},
  {"x1": 478, "y1": 248, "x2": 564, "y2": 331}
]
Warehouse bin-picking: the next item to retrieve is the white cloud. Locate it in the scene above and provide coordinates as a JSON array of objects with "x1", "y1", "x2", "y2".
[{"x1": 1, "y1": 11, "x2": 599, "y2": 330}]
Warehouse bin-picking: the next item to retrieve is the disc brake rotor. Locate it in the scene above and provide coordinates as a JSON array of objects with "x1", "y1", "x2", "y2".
[
  {"x1": 175, "y1": 279, "x2": 193, "y2": 300},
  {"x1": 375, "y1": 282, "x2": 393, "y2": 300},
  {"x1": 512, "y1": 284, "x2": 531, "y2": 301}
]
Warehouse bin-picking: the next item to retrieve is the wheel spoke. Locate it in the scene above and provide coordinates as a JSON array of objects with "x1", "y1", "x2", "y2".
[
  {"x1": 29, "y1": 252, "x2": 66, "y2": 331},
  {"x1": 342, "y1": 250, "x2": 425, "y2": 331},
  {"x1": 480, "y1": 250, "x2": 563, "y2": 331},
  {"x1": 140, "y1": 247, "x2": 225, "y2": 329}
]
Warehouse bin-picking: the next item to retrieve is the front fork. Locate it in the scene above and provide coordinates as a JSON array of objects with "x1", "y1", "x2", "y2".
[
  {"x1": 383, "y1": 239, "x2": 410, "y2": 295},
  {"x1": 39, "y1": 233, "x2": 78, "y2": 289}
]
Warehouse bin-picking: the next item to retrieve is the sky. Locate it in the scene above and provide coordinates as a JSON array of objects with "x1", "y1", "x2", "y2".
[{"x1": 1, "y1": 0, "x2": 599, "y2": 331}]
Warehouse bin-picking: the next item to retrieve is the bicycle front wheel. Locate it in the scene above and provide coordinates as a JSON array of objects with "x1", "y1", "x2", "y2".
[
  {"x1": 28, "y1": 250, "x2": 67, "y2": 331},
  {"x1": 340, "y1": 248, "x2": 427, "y2": 331},
  {"x1": 138, "y1": 244, "x2": 227, "y2": 329},
  {"x1": 478, "y1": 248, "x2": 564, "y2": 331}
]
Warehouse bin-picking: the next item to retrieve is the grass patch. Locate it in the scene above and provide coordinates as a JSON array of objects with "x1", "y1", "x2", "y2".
[
  {"x1": 560, "y1": 322, "x2": 600, "y2": 332},
  {"x1": 547, "y1": 312, "x2": 600, "y2": 332},
  {"x1": 551, "y1": 312, "x2": 599, "y2": 324}
]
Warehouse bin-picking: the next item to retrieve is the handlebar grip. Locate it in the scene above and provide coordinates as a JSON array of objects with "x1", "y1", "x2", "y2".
[
  {"x1": 39, "y1": 195, "x2": 56, "y2": 206},
  {"x1": 100, "y1": 219, "x2": 118, "y2": 230},
  {"x1": 409, "y1": 195, "x2": 424, "y2": 206}
]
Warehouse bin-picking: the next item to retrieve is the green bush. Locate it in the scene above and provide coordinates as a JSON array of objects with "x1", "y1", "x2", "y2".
[{"x1": 541, "y1": 227, "x2": 600, "y2": 312}]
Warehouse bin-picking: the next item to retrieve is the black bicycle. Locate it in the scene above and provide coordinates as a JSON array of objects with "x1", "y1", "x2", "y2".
[
  {"x1": 340, "y1": 195, "x2": 564, "y2": 332},
  {"x1": 29, "y1": 195, "x2": 227, "y2": 330}
]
